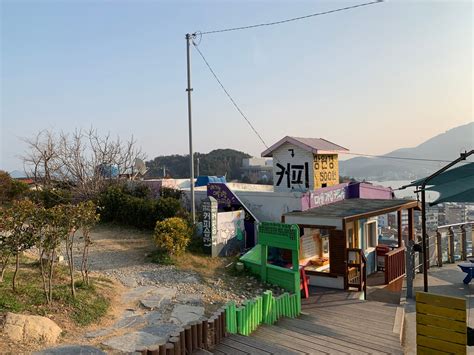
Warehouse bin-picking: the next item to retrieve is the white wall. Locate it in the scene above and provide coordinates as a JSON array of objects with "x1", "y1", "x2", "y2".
[
  {"x1": 234, "y1": 190, "x2": 304, "y2": 222},
  {"x1": 272, "y1": 143, "x2": 314, "y2": 193}
]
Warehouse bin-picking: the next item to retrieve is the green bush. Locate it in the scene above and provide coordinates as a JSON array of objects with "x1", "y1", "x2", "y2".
[
  {"x1": 154, "y1": 217, "x2": 191, "y2": 256},
  {"x1": 28, "y1": 188, "x2": 72, "y2": 208},
  {"x1": 98, "y1": 186, "x2": 184, "y2": 229}
]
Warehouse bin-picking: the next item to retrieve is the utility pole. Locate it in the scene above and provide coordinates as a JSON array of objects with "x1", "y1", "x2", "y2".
[
  {"x1": 186, "y1": 33, "x2": 196, "y2": 224},
  {"x1": 197, "y1": 157, "x2": 200, "y2": 177}
]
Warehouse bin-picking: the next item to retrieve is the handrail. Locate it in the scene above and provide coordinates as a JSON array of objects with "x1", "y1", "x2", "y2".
[{"x1": 385, "y1": 246, "x2": 406, "y2": 284}]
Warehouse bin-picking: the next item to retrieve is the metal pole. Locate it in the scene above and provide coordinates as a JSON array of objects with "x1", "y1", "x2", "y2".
[
  {"x1": 421, "y1": 187, "x2": 428, "y2": 292},
  {"x1": 186, "y1": 33, "x2": 196, "y2": 223},
  {"x1": 197, "y1": 157, "x2": 200, "y2": 177},
  {"x1": 414, "y1": 149, "x2": 473, "y2": 293}
]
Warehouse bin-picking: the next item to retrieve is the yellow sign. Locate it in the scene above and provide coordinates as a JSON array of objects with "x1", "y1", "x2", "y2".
[
  {"x1": 313, "y1": 154, "x2": 339, "y2": 189},
  {"x1": 416, "y1": 292, "x2": 466, "y2": 355}
]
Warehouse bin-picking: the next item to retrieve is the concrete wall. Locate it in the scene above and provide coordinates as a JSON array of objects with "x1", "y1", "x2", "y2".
[
  {"x1": 272, "y1": 142, "x2": 314, "y2": 192},
  {"x1": 234, "y1": 190, "x2": 305, "y2": 222}
]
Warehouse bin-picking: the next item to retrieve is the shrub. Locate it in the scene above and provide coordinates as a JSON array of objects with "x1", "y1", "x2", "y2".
[
  {"x1": 98, "y1": 186, "x2": 184, "y2": 229},
  {"x1": 154, "y1": 217, "x2": 191, "y2": 256}
]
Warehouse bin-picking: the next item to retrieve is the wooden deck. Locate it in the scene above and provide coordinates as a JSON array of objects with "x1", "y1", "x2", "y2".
[{"x1": 211, "y1": 287, "x2": 403, "y2": 354}]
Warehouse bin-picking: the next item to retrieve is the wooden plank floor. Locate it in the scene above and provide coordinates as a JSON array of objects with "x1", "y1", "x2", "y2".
[{"x1": 211, "y1": 287, "x2": 403, "y2": 355}]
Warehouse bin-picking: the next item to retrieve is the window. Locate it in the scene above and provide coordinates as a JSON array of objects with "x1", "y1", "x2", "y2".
[{"x1": 366, "y1": 221, "x2": 377, "y2": 248}]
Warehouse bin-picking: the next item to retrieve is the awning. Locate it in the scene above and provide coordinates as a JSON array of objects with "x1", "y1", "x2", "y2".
[{"x1": 404, "y1": 162, "x2": 474, "y2": 206}]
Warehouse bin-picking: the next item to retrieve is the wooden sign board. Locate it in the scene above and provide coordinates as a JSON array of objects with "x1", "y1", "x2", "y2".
[{"x1": 416, "y1": 292, "x2": 466, "y2": 354}]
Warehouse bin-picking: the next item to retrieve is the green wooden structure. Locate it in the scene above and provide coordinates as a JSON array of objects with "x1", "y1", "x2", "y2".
[
  {"x1": 225, "y1": 291, "x2": 300, "y2": 336},
  {"x1": 229, "y1": 222, "x2": 302, "y2": 336}
]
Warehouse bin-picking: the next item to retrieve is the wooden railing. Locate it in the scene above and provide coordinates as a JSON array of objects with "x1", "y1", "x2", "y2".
[
  {"x1": 385, "y1": 246, "x2": 406, "y2": 284},
  {"x1": 346, "y1": 248, "x2": 367, "y2": 300}
]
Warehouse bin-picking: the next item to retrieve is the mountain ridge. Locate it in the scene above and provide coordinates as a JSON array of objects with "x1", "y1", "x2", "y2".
[{"x1": 339, "y1": 122, "x2": 473, "y2": 181}]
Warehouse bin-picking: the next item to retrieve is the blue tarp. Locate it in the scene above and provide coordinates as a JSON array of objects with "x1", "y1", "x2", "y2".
[{"x1": 195, "y1": 176, "x2": 226, "y2": 187}]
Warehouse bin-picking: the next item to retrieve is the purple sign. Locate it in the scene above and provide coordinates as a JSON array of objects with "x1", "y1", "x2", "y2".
[
  {"x1": 302, "y1": 183, "x2": 348, "y2": 210},
  {"x1": 207, "y1": 183, "x2": 239, "y2": 208}
]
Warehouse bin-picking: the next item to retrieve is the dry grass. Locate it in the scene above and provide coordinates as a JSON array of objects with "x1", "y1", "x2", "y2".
[{"x1": 173, "y1": 252, "x2": 235, "y2": 279}]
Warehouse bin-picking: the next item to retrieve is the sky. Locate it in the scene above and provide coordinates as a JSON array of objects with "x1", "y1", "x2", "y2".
[{"x1": 1, "y1": 0, "x2": 472, "y2": 172}]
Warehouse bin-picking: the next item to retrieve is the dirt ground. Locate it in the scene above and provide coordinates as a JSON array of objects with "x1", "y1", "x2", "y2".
[{"x1": 1, "y1": 224, "x2": 276, "y2": 354}]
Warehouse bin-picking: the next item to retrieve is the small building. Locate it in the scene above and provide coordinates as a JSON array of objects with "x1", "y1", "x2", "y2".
[
  {"x1": 282, "y1": 198, "x2": 420, "y2": 289},
  {"x1": 240, "y1": 158, "x2": 273, "y2": 183},
  {"x1": 261, "y1": 136, "x2": 349, "y2": 192}
]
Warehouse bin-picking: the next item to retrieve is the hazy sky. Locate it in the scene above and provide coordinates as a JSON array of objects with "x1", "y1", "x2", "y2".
[{"x1": 1, "y1": 0, "x2": 472, "y2": 171}]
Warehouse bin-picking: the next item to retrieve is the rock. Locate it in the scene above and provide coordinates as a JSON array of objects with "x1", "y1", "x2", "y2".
[
  {"x1": 144, "y1": 311, "x2": 162, "y2": 325},
  {"x1": 113, "y1": 315, "x2": 146, "y2": 329},
  {"x1": 176, "y1": 293, "x2": 203, "y2": 306},
  {"x1": 140, "y1": 323, "x2": 182, "y2": 340},
  {"x1": 140, "y1": 287, "x2": 176, "y2": 310},
  {"x1": 102, "y1": 331, "x2": 166, "y2": 353},
  {"x1": 170, "y1": 305, "x2": 205, "y2": 325},
  {"x1": 34, "y1": 345, "x2": 105, "y2": 355},
  {"x1": 119, "y1": 276, "x2": 139, "y2": 288},
  {"x1": 122, "y1": 286, "x2": 157, "y2": 303},
  {"x1": 3, "y1": 312, "x2": 62, "y2": 344},
  {"x1": 85, "y1": 328, "x2": 113, "y2": 339}
]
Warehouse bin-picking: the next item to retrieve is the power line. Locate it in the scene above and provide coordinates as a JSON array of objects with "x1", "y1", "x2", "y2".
[
  {"x1": 340, "y1": 151, "x2": 473, "y2": 164},
  {"x1": 192, "y1": 43, "x2": 472, "y2": 168},
  {"x1": 192, "y1": 42, "x2": 270, "y2": 149},
  {"x1": 197, "y1": 0, "x2": 383, "y2": 35}
]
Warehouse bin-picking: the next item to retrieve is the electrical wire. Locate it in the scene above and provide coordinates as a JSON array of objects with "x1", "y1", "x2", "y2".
[
  {"x1": 339, "y1": 151, "x2": 473, "y2": 164},
  {"x1": 198, "y1": 0, "x2": 383, "y2": 35},
  {"x1": 192, "y1": 42, "x2": 269, "y2": 150}
]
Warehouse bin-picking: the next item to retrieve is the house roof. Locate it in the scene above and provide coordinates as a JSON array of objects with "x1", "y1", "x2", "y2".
[
  {"x1": 261, "y1": 136, "x2": 349, "y2": 157},
  {"x1": 284, "y1": 198, "x2": 420, "y2": 223}
]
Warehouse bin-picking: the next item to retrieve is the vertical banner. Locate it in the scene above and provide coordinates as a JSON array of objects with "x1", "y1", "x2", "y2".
[{"x1": 202, "y1": 196, "x2": 218, "y2": 255}]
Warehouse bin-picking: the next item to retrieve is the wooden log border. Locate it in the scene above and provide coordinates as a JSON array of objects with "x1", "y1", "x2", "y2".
[{"x1": 136, "y1": 291, "x2": 301, "y2": 353}]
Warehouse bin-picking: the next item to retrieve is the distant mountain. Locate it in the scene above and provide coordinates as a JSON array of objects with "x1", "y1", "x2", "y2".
[
  {"x1": 339, "y1": 122, "x2": 474, "y2": 181},
  {"x1": 146, "y1": 149, "x2": 251, "y2": 180}
]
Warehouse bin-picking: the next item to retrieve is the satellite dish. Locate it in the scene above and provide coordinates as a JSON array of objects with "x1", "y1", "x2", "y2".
[{"x1": 134, "y1": 158, "x2": 147, "y2": 176}]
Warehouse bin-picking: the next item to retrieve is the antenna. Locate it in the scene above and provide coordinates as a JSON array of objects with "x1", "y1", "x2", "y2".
[{"x1": 133, "y1": 158, "x2": 148, "y2": 179}]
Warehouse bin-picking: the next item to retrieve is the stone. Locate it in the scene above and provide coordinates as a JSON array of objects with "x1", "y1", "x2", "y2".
[
  {"x1": 113, "y1": 315, "x2": 146, "y2": 329},
  {"x1": 176, "y1": 293, "x2": 203, "y2": 306},
  {"x1": 102, "y1": 331, "x2": 166, "y2": 353},
  {"x1": 140, "y1": 323, "x2": 182, "y2": 340},
  {"x1": 3, "y1": 312, "x2": 62, "y2": 344},
  {"x1": 34, "y1": 345, "x2": 105, "y2": 355},
  {"x1": 85, "y1": 328, "x2": 113, "y2": 339},
  {"x1": 119, "y1": 275, "x2": 139, "y2": 288},
  {"x1": 169, "y1": 305, "x2": 205, "y2": 325},
  {"x1": 122, "y1": 286, "x2": 157, "y2": 303},
  {"x1": 140, "y1": 287, "x2": 176, "y2": 310},
  {"x1": 144, "y1": 311, "x2": 162, "y2": 325}
]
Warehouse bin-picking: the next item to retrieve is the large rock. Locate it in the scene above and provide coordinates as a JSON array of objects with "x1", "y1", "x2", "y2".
[
  {"x1": 102, "y1": 331, "x2": 166, "y2": 353},
  {"x1": 3, "y1": 312, "x2": 62, "y2": 344},
  {"x1": 170, "y1": 305, "x2": 205, "y2": 325},
  {"x1": 34, "y1": 345, "x2": 105, "y2": 355},
  {"x1": 139, "y1": 287, "x2": 177, "y2": 310}
]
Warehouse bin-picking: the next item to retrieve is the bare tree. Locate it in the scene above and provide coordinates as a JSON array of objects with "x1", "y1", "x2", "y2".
[
  {"x1": 23, "y1": 127, "x2": 146, "y2": 200},
  {"x1": 22, "y1": 130, "x2": 62, "y2": 189}
]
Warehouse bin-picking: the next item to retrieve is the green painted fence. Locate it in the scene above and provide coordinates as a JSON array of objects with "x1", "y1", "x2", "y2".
[{"x1": 224, "y1": 290, "x2": 301, "y2": 336}]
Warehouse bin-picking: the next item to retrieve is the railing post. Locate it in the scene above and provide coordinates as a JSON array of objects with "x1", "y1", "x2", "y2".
[
  {"x1": 384, "y1": 253, "x2": 389, "y2": 285},
  {"x1": 448, "y1": 227, "x2": 455, "y2": 263},
  {"x1": 461, "y1": 225, "x2": 467, "y2": 261},
  {"x1": 436, "y1": 231, "x2": 443, "y2": 267}
]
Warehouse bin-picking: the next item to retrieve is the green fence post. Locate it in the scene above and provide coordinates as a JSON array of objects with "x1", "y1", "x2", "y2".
[
  {"x1": 263, "y1": 290, "x2": 271, "y2": 324},
  {"x1": 236, "y1": 307, "x2": 243, "y2": 335},
  {"x1": 283, "y1": 292, "x2": 289, "y2": 317}
]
